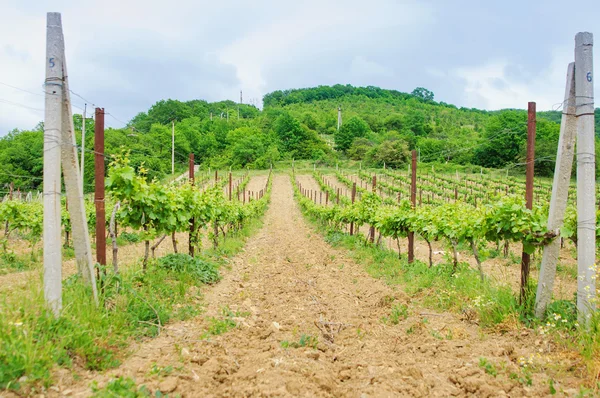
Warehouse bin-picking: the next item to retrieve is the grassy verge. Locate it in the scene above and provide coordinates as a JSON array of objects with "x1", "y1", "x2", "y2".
[{"x1": 0, "y1": 208, "x2": 267, "y2": 394}]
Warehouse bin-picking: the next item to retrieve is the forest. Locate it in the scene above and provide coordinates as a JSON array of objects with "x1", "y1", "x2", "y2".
[{"x1": 1, "y1": 84, "x2": 600, "y2": 192}]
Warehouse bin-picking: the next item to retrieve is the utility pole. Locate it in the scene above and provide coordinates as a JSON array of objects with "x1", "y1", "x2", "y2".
[
  {"x1": 80, "y1": 103, "x2": 86, "y2": 192},
  {"x1": 520, "y1": 102, "x2": 536, "y2": 304},
  {"x1": 238, "y1": 90, "x2": 242, "y2": 120},
  {"x1": 575, "y1": 32, "x2": 596, "y2": 323},
  {"x1": 535, "y1": 63, "x2": 577, "y2": 318},
  {"x1": 44, "y1": 12, "x2": 64, "y2": 316},
  {"x1": 337, "y1": 106, "x2": 342, "y2": 131},
  {"x1": 171, "y1": 120, "x2": 175, "y2": 175}
]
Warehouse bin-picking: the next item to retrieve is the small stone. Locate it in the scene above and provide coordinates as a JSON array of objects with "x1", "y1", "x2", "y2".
[
  {"x1": 158, "y1": 377, "x2": 178, "y2": 393},
  {"x1": 272, "y1": 322, "x2": 281, "y2": 331},
  {"x1": 317, "y1": 343, "x2": 328, "y2": 352},
  {"x1": 62, "y1": 389, "x2": 73, "y2": 396},
  {"x1": 306, "y1": 351, "x2": 320, "y2": 360},
  {"x1": 339, "y1": 369, "x2": 351, "y2": 381},
  {"x1": 181, "y1": 348, "x2": 190, "y2": 357},
  {"x1": 191, "y1": 355, "x2": 209, "y2": 365}
]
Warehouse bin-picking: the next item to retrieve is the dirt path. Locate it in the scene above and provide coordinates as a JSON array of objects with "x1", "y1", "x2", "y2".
[{"x1": 57, "y1": 175, "x2": 584, "y2": 397}]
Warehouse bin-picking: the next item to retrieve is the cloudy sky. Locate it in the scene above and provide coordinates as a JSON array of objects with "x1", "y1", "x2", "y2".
[{"x1": 0, "y1": 0, "x2": 598, "y2": 135}]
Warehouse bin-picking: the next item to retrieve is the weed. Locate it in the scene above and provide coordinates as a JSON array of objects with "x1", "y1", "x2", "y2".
[
  {"x1": 149, "y1": 364, "x2": 173, "y2": 377},
  {"x1": 119, "y1": 232, "x2": 141, "y2": 243},
  {"x1": 201, "y1": 306, "x2": 246, "y2": 338},
  {"x1": 382, "y1": 303, "x2": 408, "y2": 325},
  {"x1": 157, "y1": 253, "x2": 220, "y2": 284},
  {"x1": 478, "y1": 357, "x2": 497, "y2": 377},
  {"x1": 91, "y1": 377, "x2": 150, "y2": 397},
  {"x1": 203, "y1": 317, "x2": 236, "y2": 338},
  {"x1": 510, "y1": 368, "x2": 533, "y2": 386},
  {"x1": 356, "y1": 328, "x2": 365, "y2": 339},
  {"x1": 0, "y1": 251, "x2": 37, "y2": 273},
  {"x1": 280, "y1": 334, "x2": 318, "y2": 349}
]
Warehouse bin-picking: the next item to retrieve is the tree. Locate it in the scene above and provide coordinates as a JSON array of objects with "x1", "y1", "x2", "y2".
[
  {"x1": 274, "y1": 113, "x2": 308, "y2": 157},
  {"x1": 347, "y1": 138, "x2": 373, "y2": 160},
  {"x1": 384, "y1": 114, "x2": 405, "y2": 132},
  {"x1": 411, "y1": 87, "x2": 434, "y2": 102},
  {"x1": 228, "y1": 127, "x2": 267, "y2": 167},
  {"x1": 334, "y1": 116, "x2": 370, "y2": 152},
  {"x1": 367, "y1": 139, "x2": 410, "y2": 168},
  {"x1": 474, "y1": 110, "x2": 527, "y2": 168}
]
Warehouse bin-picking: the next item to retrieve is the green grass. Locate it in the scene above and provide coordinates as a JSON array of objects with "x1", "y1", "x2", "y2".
[
  {"x1": 117, "y1": 231, "x2": 142, "y2": 245},
  {"x1": 280, "y1": 334, "x2": 319, "y2": 349},
  {"x1": 0, "y1": 212, "x2": 268, "y2": 393},
  {"x1": 478, "y1": 357, "x2": 498, "y2": 377},
  {"x1": 91, "y1": 376, "x2": 150, "y2": 397},
  {"x1": 382, "y1": 303, "x2": 409, "y2": 325},
  {"x1": 0, "y1": 251, "x2": 38, "y2": 274}
]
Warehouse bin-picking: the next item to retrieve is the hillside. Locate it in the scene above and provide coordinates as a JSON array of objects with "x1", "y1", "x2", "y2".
[{"x1": 1, "y1": 84, "x2": 598, "y2": 192}]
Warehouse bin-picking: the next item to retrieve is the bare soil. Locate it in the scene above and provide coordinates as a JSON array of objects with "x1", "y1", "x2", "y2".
[{"x1": 52, "y1": 175, "x2": 587, "y2": 397}]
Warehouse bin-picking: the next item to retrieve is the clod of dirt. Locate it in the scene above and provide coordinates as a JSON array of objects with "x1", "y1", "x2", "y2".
[{"x1": 158, "y1": 377, "x2": 178, "y2": 393}]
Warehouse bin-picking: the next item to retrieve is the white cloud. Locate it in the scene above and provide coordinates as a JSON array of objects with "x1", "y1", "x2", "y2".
[
  {"x1": 217, "y1": 0, "x2": 434, "y2": 107},
  {"x1": 451, "y1": 46, "x2": 598, "y2": 111}
]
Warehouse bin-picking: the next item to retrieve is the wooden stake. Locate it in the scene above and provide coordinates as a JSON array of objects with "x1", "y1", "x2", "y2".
[
  {"x1": 520, "y1": 102, "x2": 536, "y2": 304},
  {"x1": 408, "y1": 150, "x2": 417, "y2": 263}
]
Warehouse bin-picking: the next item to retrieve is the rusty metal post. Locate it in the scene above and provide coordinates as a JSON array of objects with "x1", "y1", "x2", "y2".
[
  {"x1": 229, "y1": 172, "x2": 232, "y2": 201},
  {"x1": 350, "y1": 182, "x2": 357, "y2": 235},
  {"x1": 326, "y1": 191, "x2": 329, "y2": 205},
  {"x1": 408, "y1": 150, "x2": 417, "y2": 263},
  {"x1": 370, "y1": 175, "x2": 376, "y2": 242},
  {"x1": 521, "y1": 101, "x2": 536, "y2": 303},
  {"x1": 188, "y1": 153, "x2": 195, "y2": 184},
  {"x1": 94, "y1": 107, "x2": 106, "y2": 267},
  {"x1": 189, "y1": 154, "x2": 195, "y2": 256}
]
